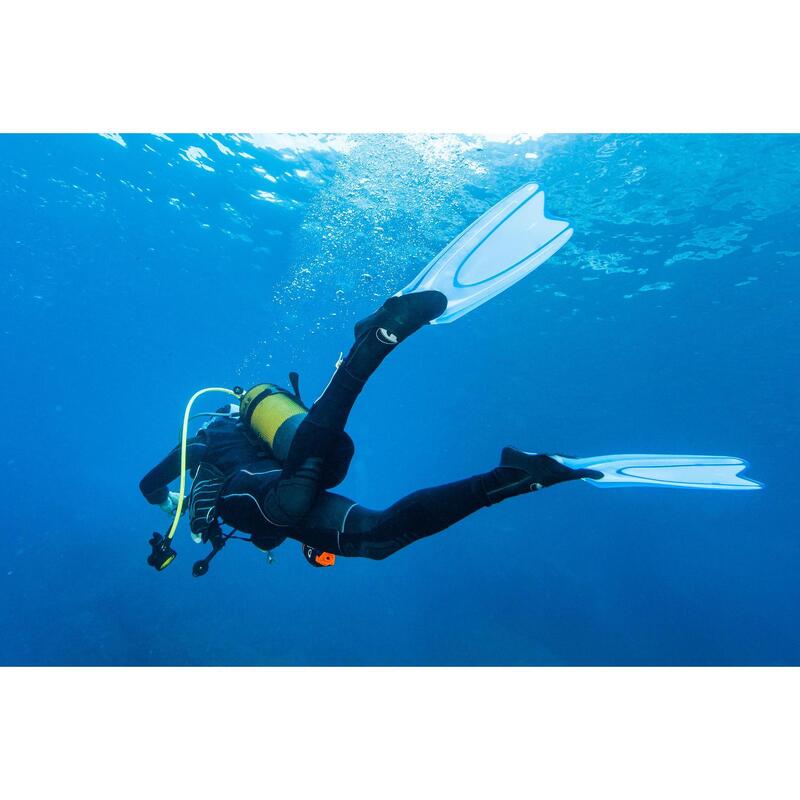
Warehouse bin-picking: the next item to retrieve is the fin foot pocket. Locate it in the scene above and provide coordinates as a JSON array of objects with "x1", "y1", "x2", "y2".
[
  {"x1": 501, "y1": 448, "x2": 603, "y2": 485},
  {"x1": 354, "y1": 290, "x2": 447, "y2": 343}
]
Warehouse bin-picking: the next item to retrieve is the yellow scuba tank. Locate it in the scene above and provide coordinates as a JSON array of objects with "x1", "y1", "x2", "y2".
[
  {"x1": 239, "y1": 381, "x2": 308, "y2": 462},
  {"x1": 241, "y1": 372, "x2": 355, "y2": 488}
]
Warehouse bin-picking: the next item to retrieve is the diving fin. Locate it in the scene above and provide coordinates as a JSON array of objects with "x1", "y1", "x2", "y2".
[
  {"x1": 398, "y1": 183, "x2": 573, "y2": 324},
  {"x1": 554, "y1": 454, "x2": 763, "y2": 490}
]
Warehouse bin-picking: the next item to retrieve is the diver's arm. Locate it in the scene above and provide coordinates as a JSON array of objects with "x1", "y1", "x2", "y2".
[{"x1": 139, "y1": 437, "x2": 208, "y2": 504}]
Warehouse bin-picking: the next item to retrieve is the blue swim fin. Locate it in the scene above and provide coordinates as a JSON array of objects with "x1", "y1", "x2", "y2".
[
  {"x1": 555, "y1": 454, "x2": 763, "y2": 490},
  {"x1": 399, "y1": 183, "x2": 573, "y2": 324}
]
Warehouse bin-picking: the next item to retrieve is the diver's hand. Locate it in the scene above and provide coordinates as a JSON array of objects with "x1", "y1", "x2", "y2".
[{"x1": 158, "y1": 491, "x2": 182, "y2": 515}]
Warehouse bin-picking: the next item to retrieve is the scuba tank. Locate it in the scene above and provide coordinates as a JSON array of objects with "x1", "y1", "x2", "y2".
[
  {"x1": 239, "y1": 374, "x2": 354, "y2": 488},
  {"x1": 238, "y1": 377, "x2": 308, "y2": 462}
]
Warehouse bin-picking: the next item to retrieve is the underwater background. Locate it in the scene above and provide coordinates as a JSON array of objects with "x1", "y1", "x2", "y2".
[{"x1": 1, "y1": 132, "x2": 797, "y2": 666}]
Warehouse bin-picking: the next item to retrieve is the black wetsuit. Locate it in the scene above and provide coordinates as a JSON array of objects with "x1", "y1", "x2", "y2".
[{"x1": 140, "y1": 291, "x2": 593, "y2": 561}]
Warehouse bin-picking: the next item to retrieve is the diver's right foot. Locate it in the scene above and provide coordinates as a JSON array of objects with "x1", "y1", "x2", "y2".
[
  {"x1": 484, "y1": 448, "x2": 603, "y2": 504},
  {"x1": 353, "y1": 290, "x2": 448, "y2": 345}
]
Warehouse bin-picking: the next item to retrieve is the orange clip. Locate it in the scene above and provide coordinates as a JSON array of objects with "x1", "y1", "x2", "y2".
[{"x1": 315, "y1": 551, "x2": 336, "y2": 567}]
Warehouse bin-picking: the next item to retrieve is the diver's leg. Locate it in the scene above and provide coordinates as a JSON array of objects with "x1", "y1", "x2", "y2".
[
  {"x1": 293, "y1": 452, "x2": 600, "y2": 560},
  {"x1": 335, "y1": 476, "x2": 489, "y2": 560},
  {"x1": 268, "y1": 290, "x2": 447, "y2": 525},
  {"x1": 291, "y1": 476, "x2": 490, "y2": 560},
  {"x1": 303, "y1": 290, "x2": 447, "y2": 434}
]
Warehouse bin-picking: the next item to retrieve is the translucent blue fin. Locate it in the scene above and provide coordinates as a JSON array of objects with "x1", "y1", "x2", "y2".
[
  {"x1": 399, "y1": 183, "x2": 573, "y2": 324},
  {"x1": 555, "y1": 454, "x2": 763, "y2": 490}
]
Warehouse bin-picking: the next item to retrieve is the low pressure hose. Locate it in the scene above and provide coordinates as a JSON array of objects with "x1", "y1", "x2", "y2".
[{"x1": 164, "y1": 386, "x2": 242, "y2": 542}]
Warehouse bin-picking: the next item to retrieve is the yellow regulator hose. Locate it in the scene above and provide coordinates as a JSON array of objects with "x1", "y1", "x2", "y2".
[{"x1": 165, "y1": 387, "x2": 240, "y2": 542}]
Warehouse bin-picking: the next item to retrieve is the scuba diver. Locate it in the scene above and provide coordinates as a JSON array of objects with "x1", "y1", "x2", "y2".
[
  {"x1": 141, "y1": 183, "x2": 761, "y2": 575},
  {"x1": 140, "y1": 289, "x2": 603, "y2": 572}
]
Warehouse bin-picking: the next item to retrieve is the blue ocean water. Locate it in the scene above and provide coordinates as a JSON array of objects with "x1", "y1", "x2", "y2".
[{"x1": 1, "y1": 133, "x2": 797, "y2": 666}]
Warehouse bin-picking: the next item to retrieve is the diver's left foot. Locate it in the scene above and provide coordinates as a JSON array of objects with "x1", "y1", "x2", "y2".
[
  {"x1": 330, "y1": 291, "x2": 447, "y2": 387},
  {"x1": 354, "y1": 290, "x2": 447, "y2": 345}
]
